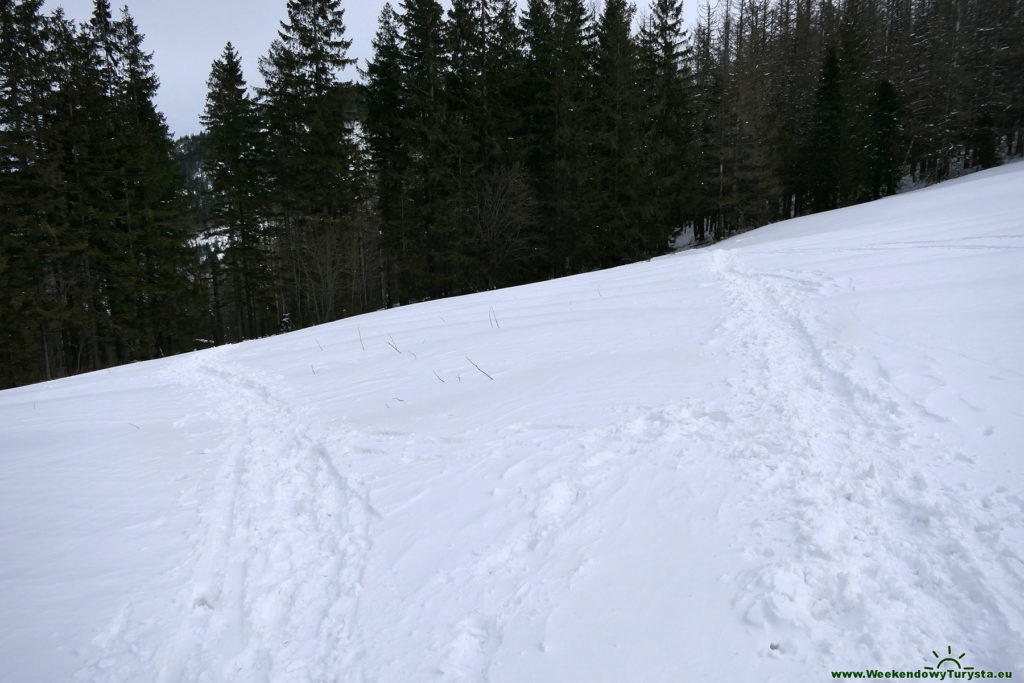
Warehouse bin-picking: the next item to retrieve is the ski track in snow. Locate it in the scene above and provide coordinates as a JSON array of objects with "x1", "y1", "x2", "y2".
[
  {"x1": 79, "y1": 350, "x2": 375, "y2": 683},
  {"x1": 709, "y1": 248, "x2": 1024, "y2": 671}
]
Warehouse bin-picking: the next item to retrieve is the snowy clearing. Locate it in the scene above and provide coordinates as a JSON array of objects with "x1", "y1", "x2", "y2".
[{"x1": 2, "y1": 164, "x2": 1023, "y2": 681}]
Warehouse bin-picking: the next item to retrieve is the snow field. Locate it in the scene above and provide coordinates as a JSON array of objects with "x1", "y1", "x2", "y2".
[{"x1": 2, "y1": 163, "x2": 1023, "y2": 681}]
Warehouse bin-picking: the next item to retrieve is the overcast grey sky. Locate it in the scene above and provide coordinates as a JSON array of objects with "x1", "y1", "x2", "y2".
[{"x1": 42, "y1": 0, "x2": 417, "y2": 137}]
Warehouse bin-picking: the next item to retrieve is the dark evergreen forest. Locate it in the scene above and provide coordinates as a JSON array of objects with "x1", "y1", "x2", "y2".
[{"x1": 2, "y1": 0, "x2": 1022, "y2": 388}]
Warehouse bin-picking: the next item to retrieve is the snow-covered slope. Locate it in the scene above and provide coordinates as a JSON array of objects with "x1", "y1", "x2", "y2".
[{"x1": 2, "y1": 164, "x2": 1023, "y2": 682}]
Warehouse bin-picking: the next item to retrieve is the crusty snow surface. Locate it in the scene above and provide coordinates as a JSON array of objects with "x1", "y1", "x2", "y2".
[{"x1": 2, "y1": 165, "x2": 1023, "y2": 682}]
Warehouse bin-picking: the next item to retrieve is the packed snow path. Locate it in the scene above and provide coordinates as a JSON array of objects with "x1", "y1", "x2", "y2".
[
  {"x1": 2, "y1": 165, "x2": 1023, "y2": 681},
  {"x1": 89, "y1": 354, "x2": 375, "y2": 682},
  {"x1": 711, "y1": 249, "x2": 1024, "y2": 667}
]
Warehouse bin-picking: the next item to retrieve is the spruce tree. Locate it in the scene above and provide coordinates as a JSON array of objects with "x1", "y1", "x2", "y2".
[
  {"x1": 481, "y1": 0, "x2": 525, "y2": 166},
  {"x1": 441, "y1": 0, "x2": 486, "y2": 290},
  {"x1": 521, "y1": 0, "x2": 592, "y2": 275},
  {"x1": 472, "y1": 0, "x2": 539, "y2": 289},
  {"x1": 807, "y1": 47, "x2": 843, "y2": 212},
  {"x1": 44, "y1": 8, "x2": 111, "y2": 376},
  {"x1": 361, "y1": 3, "x2": 408, "y2": 305},
  {"x1": 765, "y1": 0, "x2": 820, "y2": 219},
  {"x1": 396, "y1": 0, "x2": 451, "y2": 300},
  {"x1": 589, "y1": 0, "x2": 645, "y2": 267},
  {"x1": 258, "y1": 0, "x2": 360, "y2": 326},
  {"x1": 835, "y1": 0, "x2": 875, "y2": 204},
  {"x1": 202, "y1": 42, "x2": 270, "y2": 341},
  {"x1": 0, "y1": 0, "x2": 53, "y2": 385},
  {"x1": 691, "y1": 1, "x2": 731, "y2": 241},
  {"x1": 520, "y1": 0, "x2": 558, "y2": 267},
  {"x1": 107, "y1": 9, "x2": 200, "y2": 361},
  {"x1": 638, "y1": 0, "x2": 696, "y2": 251}
]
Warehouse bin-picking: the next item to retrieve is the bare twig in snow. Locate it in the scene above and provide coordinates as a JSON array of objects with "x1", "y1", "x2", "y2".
[
  {"x1": 387, "y1": 336, "x2": 401, "y2": 354},
  {"x1": 433, "y1": 370, "x2": 446, "y2": 383},
  {"x1": 358, "y1": 326, "x2": 365, "y2": 351},
  {"x1": 466, "y1": 356, "x2": 495, "y2": 380}
]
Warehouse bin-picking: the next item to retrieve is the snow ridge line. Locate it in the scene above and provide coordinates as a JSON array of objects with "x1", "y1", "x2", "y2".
[
  {"x1": 709, "y1": 248, "x2": 1024, "y2": 671},
  {"x1": 81, "y1": 350, "x2": 374, "y2": 683}
]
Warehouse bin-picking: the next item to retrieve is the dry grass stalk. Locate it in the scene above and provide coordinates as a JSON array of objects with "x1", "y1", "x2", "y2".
[{"x1": 465, "y1": 356, "x2": 495, "y2": 380}]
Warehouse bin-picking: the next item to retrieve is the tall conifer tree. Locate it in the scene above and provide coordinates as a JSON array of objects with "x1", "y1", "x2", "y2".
[
  {"x1": 362, "y1": 3, "x2": 409, "y2": 305},
  {"x1": 638, "y1": 0, "x2": 697, "y2": 250},
  {"x1": 590, "y1": 0, "x2": 645, "y2": 266},
  {"x1": 258, "y1": 0, "x2": 360, "y2": 326},
  {"x1": 396, "y1": 0, "x2": 451, "y2": 299},
  {"x1": 0, "y1": 0, "x2": 54, "y2": 385},
  {"x1": 202, "y1": 43, "x2": 270, "y2": 341}
]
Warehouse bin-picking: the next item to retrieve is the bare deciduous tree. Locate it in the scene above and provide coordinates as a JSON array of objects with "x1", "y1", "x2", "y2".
[{"x1": 470, "y1": 164, "x2": 539, "y2": 289}]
